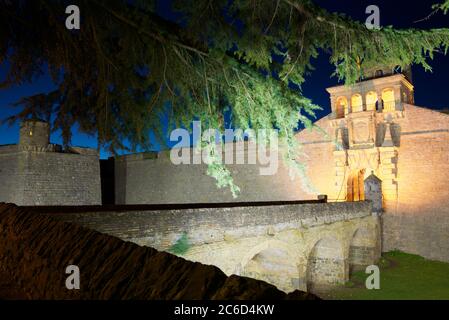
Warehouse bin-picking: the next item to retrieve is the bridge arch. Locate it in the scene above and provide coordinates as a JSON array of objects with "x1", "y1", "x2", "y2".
[
  {"x1": 349, "y1": 225, "x2": 379, "y2": 272},
  {"x1": 306, "y1": 236, "x2": 346, "y2": 293},
  {"x1": 239, "y1": 239, "x2": 302, "y2": 293}
]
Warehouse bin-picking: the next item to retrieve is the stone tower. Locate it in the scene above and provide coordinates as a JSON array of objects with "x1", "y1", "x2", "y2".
[
  {"x1": 326, "y1": 67, "x2": 414, "y2": 207},
  {"x1": 19, "y1": 119, "x2": 50, "y2": 151}
]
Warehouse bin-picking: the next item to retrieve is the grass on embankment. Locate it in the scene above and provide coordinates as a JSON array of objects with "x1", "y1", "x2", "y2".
[{"x1": 323, "y1": 251, "x2": 449, "y2": 300}]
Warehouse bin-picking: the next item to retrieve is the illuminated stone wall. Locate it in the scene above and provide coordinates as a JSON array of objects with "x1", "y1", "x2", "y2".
[
  {"x1": 47, "y1": 201, "x2": 380, "y2": 293},
  {"x1": 296, "y1": 104, "x2": 449, "y2": 262},
  {"x1": 112, "y1": 100, "x2": 449, "y2": 263},
  {"x1": 113, "y1": 116, "x2": 338, "y2": 206},
  {"x1": 110, "y1": 73, "x2": 449, "y2": 263},
  {"x1": 382, "y1": 105, "x2": 449, "y2": 262},
  {"x1": 114, "y1": 143, "x2": 318, "y2": 205}
]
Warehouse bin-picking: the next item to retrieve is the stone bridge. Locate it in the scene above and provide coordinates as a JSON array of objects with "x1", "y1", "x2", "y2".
[{"x1": 33, "y1": 201, "x2": 381, "y2": 293}]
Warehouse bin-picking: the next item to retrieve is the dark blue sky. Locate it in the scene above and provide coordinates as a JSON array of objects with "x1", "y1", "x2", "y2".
[{"x1": 1, "y1": 0, "x2": 448, "y2": 159}]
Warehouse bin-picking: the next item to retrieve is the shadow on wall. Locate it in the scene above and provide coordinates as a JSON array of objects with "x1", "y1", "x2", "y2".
[
  {"x1": 306, "y1": 237, "x2": 346, "y2": 293},
  {"x1": 242, "y1": 245, "x2": 300, "y2": 294},
  {"x1": 100, "y1": 158, "x2": 115, "y2": 205}
]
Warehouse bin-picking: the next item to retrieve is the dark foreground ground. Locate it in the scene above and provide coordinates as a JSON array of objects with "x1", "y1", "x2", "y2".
[
  {"x1": 0, "y1": 203, "x2": 316, "y2": 300},
  {"x1": 4, "y1": 250, "x2": 448, "y2": 301},
  {"x1": 0, "y1": 272, "x2": 26, "y2": 299}
]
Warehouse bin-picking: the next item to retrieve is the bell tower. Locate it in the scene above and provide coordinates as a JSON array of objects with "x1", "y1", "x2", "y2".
[
  {"x1": 19, "y1": 119, "x2": 50, "y2": 151},
  {"x1": 326, "y1": 67, "x2": 414, "y2": 206}
]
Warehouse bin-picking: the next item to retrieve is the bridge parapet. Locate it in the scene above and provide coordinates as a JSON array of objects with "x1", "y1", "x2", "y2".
[
  {"x1": 29, "y1": 200, "x2": 380, "y2": 294},
  {"x1": 33, "y1": 201, "x2": 373, "y2": 249}
]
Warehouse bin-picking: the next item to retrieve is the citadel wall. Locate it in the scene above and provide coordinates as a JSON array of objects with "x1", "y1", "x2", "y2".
[
  {"x1": 114, "y1": 143, "x2": 315, "y2": 205},
  {"x1": 113, "y1": 116, "x2": 337, "y2": 206},
  {"x1": 19, "y1": 151, "x2": 101, "y2": 205},
  {"x1": 0, "y1": 147, "x2": 101, "y2": 206},
  {"x1": 0, "y1": 120, "x2": 101, "y2": 206},
  {"x1": 0, "y1": 146, "x2": 22, "y2": 205},
  {"x1": 382, "y1": 105, "x2": 449, "y2": 262},
  {"x1": 113, "y1": 104, "x2": 449, "y2": 262}
]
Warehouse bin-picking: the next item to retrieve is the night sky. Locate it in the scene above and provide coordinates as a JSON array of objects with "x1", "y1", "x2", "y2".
[{"x1": 0, "y1": 0, "x2": 448, "y2": 159}]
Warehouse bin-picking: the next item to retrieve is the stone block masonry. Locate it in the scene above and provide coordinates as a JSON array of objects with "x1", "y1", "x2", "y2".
[
  {"x1": 20, "y1": 151, "x2": 101, "y2": 205},
  {"x1": 0, "y1": 148, "x2": 101, "y2": 205},
  {"x1": 37, "y1": 201, "x2": 381, "y2": 293},
  {"x1": 382, "y1": 106, "x2": 449, "y2": 262},
  {"x1": 0, "y1": 146, "x2": 21, "y2": 205}
]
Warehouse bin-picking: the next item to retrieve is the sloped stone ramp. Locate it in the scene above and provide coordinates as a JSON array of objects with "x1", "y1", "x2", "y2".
[{"x1": 0, "y1": 203, "x2": 316, "y2": 300}]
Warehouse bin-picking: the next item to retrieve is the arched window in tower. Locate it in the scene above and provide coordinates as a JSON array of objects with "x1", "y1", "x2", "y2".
[
  {"x1": 351, "y1": 94, "x2": 363, "y2": 113},
  {"x1": 382, "y1": 88, "x2": 395, "y2": 111},
  {"x1": 375, "y1": 70, "x2": 384, "y2": 78},
  {"x1": 366, "y1": 92, "x2": 377, "y2": 111},
  {"x1": 336, "y1": 97, "x2": 348, "y2": 118}
]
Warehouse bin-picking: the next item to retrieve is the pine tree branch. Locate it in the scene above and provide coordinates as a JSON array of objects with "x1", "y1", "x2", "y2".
[
  {"x1": 283, "y1": 0, "x2": 348, "y2": 30},
  {"x1": 90, "y1": 0, "x2": 209, "y2": 57}
]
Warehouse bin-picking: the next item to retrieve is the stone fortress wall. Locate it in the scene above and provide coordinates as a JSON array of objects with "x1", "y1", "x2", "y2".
[
  {"x1": 112, "y1": 105, "x2": 449, "y2": 263},
  {"x1": 114, "y1": 142, "x2": 313, "y2": 205},
  {"x1": 113, "y1": 73, "x2": 449, "y2": 263},
  {"x1": 383, "y1": 106, "x2": 449, "y2": 262},
  {"x1": 0, "y1": 120, "x2": 101, "y2": 205}
]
